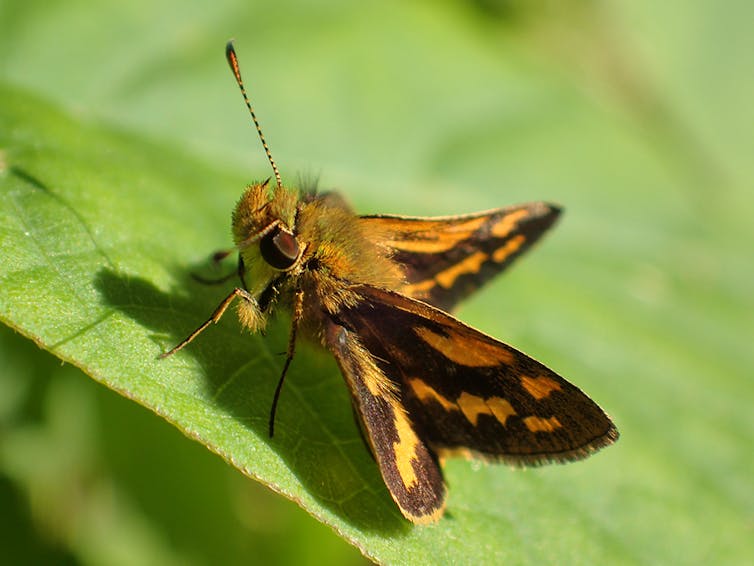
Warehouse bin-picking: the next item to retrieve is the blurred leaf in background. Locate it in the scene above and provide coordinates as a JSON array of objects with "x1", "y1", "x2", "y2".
[{"x1": 1, "y1": 0, "x2": 752, "y2": 564}]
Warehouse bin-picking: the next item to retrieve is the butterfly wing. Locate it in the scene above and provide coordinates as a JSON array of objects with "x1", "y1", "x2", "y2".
[
  {"x1": 359, "y1": 202, "x2": 560, "y2": 311},
  {"x1": 329, "y1": 284, "x2": 618, "y2": 466},
  {"x1": 324, "y1": 319, "x2": 446, "y2": 524}
]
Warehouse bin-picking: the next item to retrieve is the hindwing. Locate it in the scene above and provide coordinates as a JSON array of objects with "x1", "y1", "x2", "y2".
[{"x1": 324, "y1": 319, "x2": 446, "y2": 523}]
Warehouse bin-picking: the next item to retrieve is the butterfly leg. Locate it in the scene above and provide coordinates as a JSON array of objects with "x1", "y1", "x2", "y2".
[
  {"x1": 159, "y1": 287, "x2": 256, "y2": 358},
  {"x1": 190, "y1": 250, "x2": 241, "y2": 285},
  {"x1": 268, "y1": 286, "x2": 305, "y2": 437}
]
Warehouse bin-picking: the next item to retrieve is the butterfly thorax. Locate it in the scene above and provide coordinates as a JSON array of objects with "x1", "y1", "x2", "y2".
[{"x1": 231, "y1": 182, "x2": 404, "y2": 333}]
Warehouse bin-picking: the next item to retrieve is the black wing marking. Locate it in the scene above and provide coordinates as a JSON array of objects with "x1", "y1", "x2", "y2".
[
  {"x1": 332, "y1": 284, "x2": 618, "y2": 465},
  {"x1": 359, "y1": 202, "x2": 561, "y2": 311},
  {"x1": 324, "y1": 320, "x2": 446, "y2": 524}
]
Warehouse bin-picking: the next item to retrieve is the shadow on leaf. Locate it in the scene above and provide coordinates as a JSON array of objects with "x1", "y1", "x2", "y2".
[{"x1": 95, "y1": 266, "x2": 408, "y2": 535}]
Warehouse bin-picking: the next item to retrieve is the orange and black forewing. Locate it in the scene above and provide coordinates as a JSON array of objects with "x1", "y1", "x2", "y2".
[
  {"x1": 359, "y1": 202, "x2": 560, "y2": 311},
  {"x1": 331, "y1": 284, "x2": 618, "y2": 467}
]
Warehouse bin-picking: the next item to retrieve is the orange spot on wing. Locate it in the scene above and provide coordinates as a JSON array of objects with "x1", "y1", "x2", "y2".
[
  {"x1": 381, "y1": 216, "x2": 489, "y2": 254},
  {"x1": 486, "y1": 396, "x2": 517, "y2": 426},
  {"x1": 491, "y1": 234, "x2": 525, "y2": 262},
  {"x1": 393, "y1": 408, "x2": 420, "y2": 489},
  {"x1": 457, "y1": 392, "x2": 488, "y2": 425},
  {"x1": 458, "y1": 391, "x2": 516, "y2": 426},
  {"x1": 521, "y1": 375, "x2": 562, "y2": 400},
  {"x1": 443, "y1": 216, "x2": 490, "y2": 233},
  {"x1": 434, "y1": 251, "x2": 488, "y2": 289},
  {"x1": 410, "y1": 380, "x2": 517, "y2": 427},
  {"x1": 386, "y1": 238, "x2": 457, "y2": 254},
  {"x1": 457, "y1": 393, "x2": 517, "y2": 426},
  {"x1": 523, "y1": 416, "x2": 562, "y2": 433},
  {"x1": 415, "y1": 326, "x2": 514, "y2": 367},
  {"x1": 490, "y1": 209, "x2": 529, "y2": 238},
  {"x1": 408, "y1": 378, "x2": 457, "y2": 411}
]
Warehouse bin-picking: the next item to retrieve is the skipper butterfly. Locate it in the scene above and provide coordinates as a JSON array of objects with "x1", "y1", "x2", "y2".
[{"x1": 162, "y1": 42, "x2": 618, "y2": 524}]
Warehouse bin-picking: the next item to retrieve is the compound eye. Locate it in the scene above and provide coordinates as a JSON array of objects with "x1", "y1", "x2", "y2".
[{"x1": 259, "y1": 226, "x2": 300, "y2": 270}]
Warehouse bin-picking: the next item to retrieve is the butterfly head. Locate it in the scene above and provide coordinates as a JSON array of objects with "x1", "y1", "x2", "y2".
[{"x1": 232, "y1": 181, "x2": 303, "y2": 291}]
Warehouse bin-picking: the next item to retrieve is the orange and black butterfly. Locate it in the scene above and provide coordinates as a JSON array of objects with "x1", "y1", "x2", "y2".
[{"x1": 162, "y1": 42, "x2": 618, "y2": 524}]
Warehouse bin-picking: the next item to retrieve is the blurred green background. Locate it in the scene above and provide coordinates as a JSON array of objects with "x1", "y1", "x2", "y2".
[{"x1": 1, "y1": 0, "x2": 752, "y2": 564}]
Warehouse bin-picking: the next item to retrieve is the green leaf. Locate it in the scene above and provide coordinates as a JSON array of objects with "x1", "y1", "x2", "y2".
[{"x1": 2, "y1": 1, "x2": 753, "y2": 564}]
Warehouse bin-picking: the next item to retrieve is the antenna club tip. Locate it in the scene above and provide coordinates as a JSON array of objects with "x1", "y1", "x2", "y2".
[
  {"x1": 225, "y1": 40, "x2": 237, "y2": 64},
  {"x1": 224, "y1": 41, "x2": 283, "y2": 189}
]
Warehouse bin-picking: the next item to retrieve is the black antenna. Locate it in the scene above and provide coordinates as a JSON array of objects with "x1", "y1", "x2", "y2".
[{"x1": 225, "y1": 41, "x2": 283, "y2": 190}]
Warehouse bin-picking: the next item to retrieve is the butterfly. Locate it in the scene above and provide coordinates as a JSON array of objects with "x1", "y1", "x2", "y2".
[{"x1": 161, "y1": 41, "x2": 618, "y2": 524}]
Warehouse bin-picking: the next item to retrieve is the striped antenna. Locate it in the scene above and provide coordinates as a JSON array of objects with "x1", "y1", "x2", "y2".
[{"x1": 225, "y1": 41, "x2": 282, "y2": 190}]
